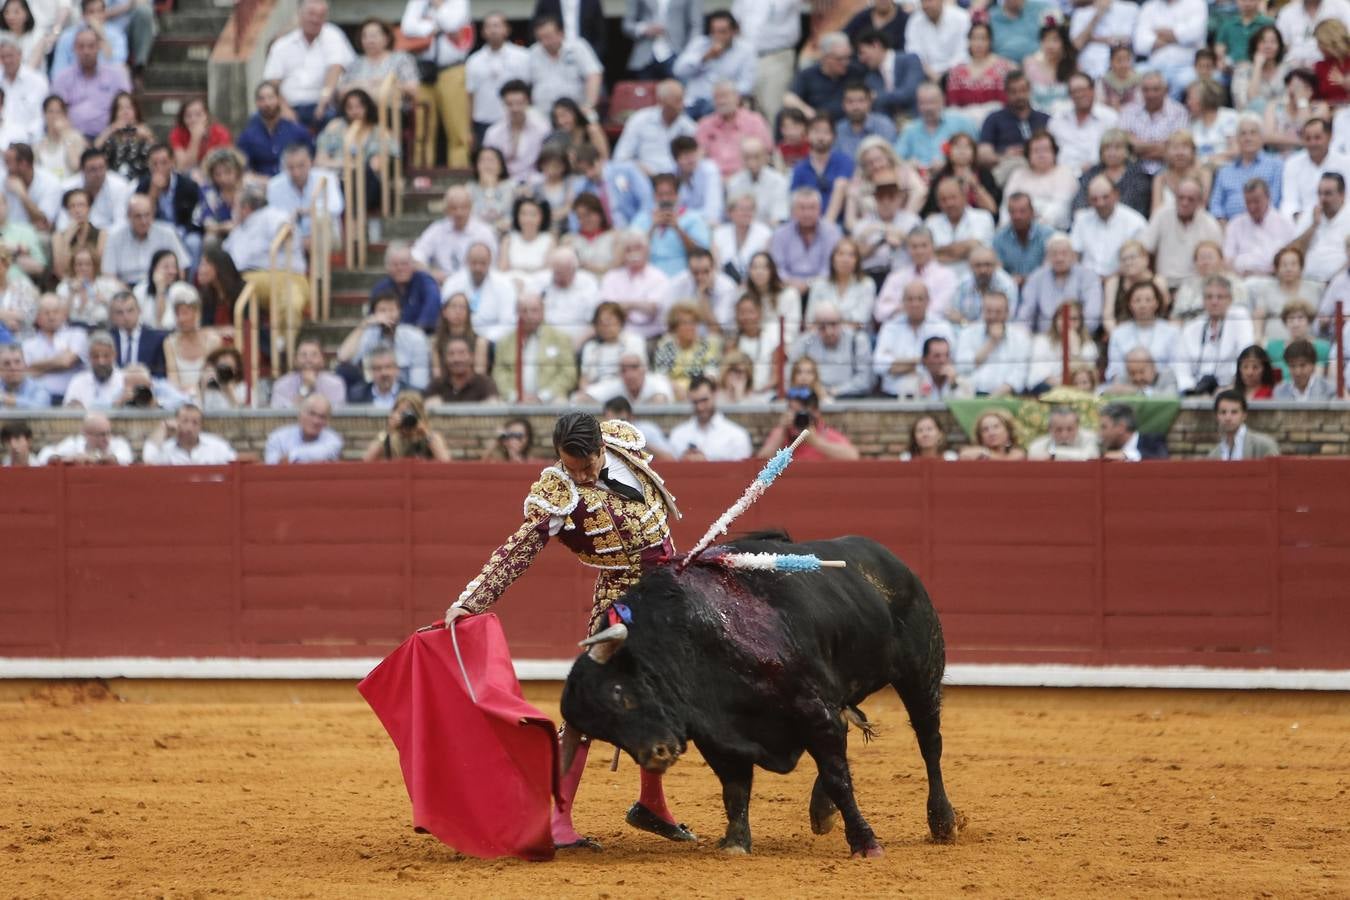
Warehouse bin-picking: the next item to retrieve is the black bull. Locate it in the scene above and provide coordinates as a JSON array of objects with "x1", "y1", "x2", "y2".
[{"x1": 560, "y1": 534, "x2": 960, "y2": 856}]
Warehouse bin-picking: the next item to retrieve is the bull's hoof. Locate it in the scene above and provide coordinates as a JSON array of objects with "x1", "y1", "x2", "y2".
[
  {"x1": 850, "y1": 843, "x2": 885, "y2": 859},
  {"x1": 626, "y1": 803, "x2": 698, "y2": 842},
  {"x1": 555, "y1": 837, "x2": 603, "y2": 851},
  {"x1": 717, "y1": 838, "x2": 750, "y2": 855},
  {"x1": 929, "y1": 808, "x2": 967, "y2": 844},
  {"x1": 810, "y1": 808, "x2": 838, "y2": 836}
]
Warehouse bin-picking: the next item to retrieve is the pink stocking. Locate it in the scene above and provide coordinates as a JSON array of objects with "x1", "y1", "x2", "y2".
[
  {"x1": 551, "y1": 738, "x2": 589, "y2": 845},
  {"x1": 637, "y1": 768, "x2": 675, "y2": 825}
]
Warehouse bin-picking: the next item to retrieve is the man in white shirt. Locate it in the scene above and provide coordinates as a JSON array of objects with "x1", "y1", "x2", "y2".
[
  {"x1": 924, "y1": 176, "x2": 995, "y2": 283},
  {"x1": 260, "y1": 0, "x2": 355, "y2": 126},
  {"x1": 1291, "y1": 173, "x2": 1350, "y2": 283},
  {"x1": 55, "y1": 147, "x2": 130, "y2": 231},
  {"x1": 955, "y1": 290, "x2": 1032, "y2": 395},
  {"x1": 37, "y1": 411, "x2": 133, "y2": 465},
  {"x1": 101, "y1": 193, "x2": 187, "y2": 285},
  {"x1": 662, "y1": 247, "x2": 737, "y2": 333},
  {"x1": 667, "y1": 376, "x2": 753, "y2": 461},
  {"x1": 612, "y1": 79, "x2": 696, "y2": 176},
  {"x1": 730, "y1": 0, "x2": 800, "y2": 125},
  {"x1": 1224, "y1": 179, "x2": 1296, "y2": 277},
  {"x1": 1069, "y1": 0, "x2": 1138, "y2": 78},
  {"x1": 142, "y1": 403, "x2": 237, "y2": 466},
  {"x1": 1132, "y1": 0, "x2": 1207, "y2": 94},
  {"x1": 534, "y1": 246, "x2": 599, "y2": 346},
  {"x1": 873, "y1": 281, "x2": 955, "y2": 397},
  {"x1": 1069, "y1": 175, "x2": 1147, "y2": 277},
  {"x1": 874, "y1": 227, "x2": 958, "y2": 323},
  {"x1": 1276, "y1": 0, "x2": 1350, "y2": 66},
  {"x1": 61, "y1": 330, "x2": 121, "y2": 409},
  {"x1": 223, "y1": 188, "x2": 307, "y2": 275},
  {"x1": 1049, "y1": 73, "x2": 1120, "y2": 172},
  {"x1": 905, "y1": 0, "x2": 970, "y2": 82},
  {"x1": 22, "y1": 293, "x2": 87, "y2": 401},
  {"x1": 0, "y1": 38, "x2": 48, "y2": 128},
  {"x1": 1180, "y1": 276, "x2": 1255, "y2": 390},
  {"x1": 439, "y1": 241, "x2": 518, "y2": 341},
  {"x1": 411, "y1": 185, "x2": 496, "y2": 282},
  {"x1": 578, "y1": 352, "x2": 675, "y2": 405},
  {"x1": 1279, "y1": 118, "x2": 1350, "y2": 229},
  {"x1": 265, "y1": 144, "x2": 343, "y2": 250},
  {"x1": 723, "y1": 137, "x2": 788, "y2": 225},
  {"x1": 1027, "y1": 407, "x2": 1100, "y2": 460},
  {"x1": 893, "y1": 336, "x2": 970, "y2": 400},
  {"x1": 465, "y1": 12, "x2": 530, "y2": 140},
  {"x1": 528, "y1": 15, "x2": 603, "y2": 116},
  {"x1": 4, "y1": 144, "x2": 62, "y2": 232},
  {"x1": 264, "y1": 394, "x2": 344, "y2": 464}
]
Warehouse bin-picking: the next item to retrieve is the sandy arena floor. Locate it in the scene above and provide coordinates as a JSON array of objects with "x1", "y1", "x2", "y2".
[{"x1": 1, "y1": 680, "x2": 1347, "y2": 898}]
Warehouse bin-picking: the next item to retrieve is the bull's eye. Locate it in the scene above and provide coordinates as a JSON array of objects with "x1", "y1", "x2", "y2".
[{"x1": 611, "y1": 683, "x2": 637, "y2": 710}]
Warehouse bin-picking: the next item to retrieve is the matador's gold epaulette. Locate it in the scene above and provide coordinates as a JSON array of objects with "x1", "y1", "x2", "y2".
[
  {"x1": 601, "y1": 419, "x2": 648, "y2": 456},
  {"x1": 523, "y1": 465, "x2": 580, "y2": 519}
]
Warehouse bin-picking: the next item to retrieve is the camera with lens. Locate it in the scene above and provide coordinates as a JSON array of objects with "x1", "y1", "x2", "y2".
[
  {"x1": 128, "y1": 384, "x2": 155, "y2": 407},
  {"x1": 399, "y1": 409, "x2": 420, "y2": 430},
  {"x1": 793, "y1": 410, "x2": 812, "y2": 431}
]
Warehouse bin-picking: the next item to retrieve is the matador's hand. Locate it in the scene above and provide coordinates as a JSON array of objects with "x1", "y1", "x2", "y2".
[{"x1": 444, "y1": 604, "x2": 473, "y2": 627}]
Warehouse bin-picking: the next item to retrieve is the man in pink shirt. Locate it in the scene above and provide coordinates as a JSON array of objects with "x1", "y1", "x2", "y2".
[
  {"x1": 598, "y1": 231, "x2": 671, "y2": 339},
  {"x1": 1223, "y1": 179, "x2": 1296, "y2": 277},
  {"x1": 694, "y1": 80, "x2": 771, "y2": 178},
  {"x1": 873, "y1": 226, "x2": 957, "y2": 324}
]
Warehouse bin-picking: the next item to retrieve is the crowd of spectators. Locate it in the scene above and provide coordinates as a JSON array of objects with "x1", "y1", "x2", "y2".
[{"x1": 3, "y1": 0, "x2": 1349, "y2": 467}]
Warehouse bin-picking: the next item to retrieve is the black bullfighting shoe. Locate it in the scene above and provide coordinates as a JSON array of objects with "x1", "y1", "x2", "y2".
[
  {"x1": 625, "y1": 803, "x2": 697, "y2": 842},
  {"x1": 555, "y1": 836, "x2": 603, "y2": 851}
]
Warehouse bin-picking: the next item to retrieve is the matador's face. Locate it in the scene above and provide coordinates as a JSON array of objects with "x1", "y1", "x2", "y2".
[{"x1": 560, "y1": 449, "x2": 605, "y2": 486}]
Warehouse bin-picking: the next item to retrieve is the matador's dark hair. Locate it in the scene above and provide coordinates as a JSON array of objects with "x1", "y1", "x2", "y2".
[{"x1": 553, "y1": 412, "x2": 602, "y2": 458}]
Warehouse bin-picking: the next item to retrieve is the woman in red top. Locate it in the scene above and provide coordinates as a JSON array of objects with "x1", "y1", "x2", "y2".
[
  {"x1": 1232, "y1": 345, "x2": 1277, "y2": 401},
  {"x1": 1312, "y1": 20, "x2": 1350, "y2": 104},
  {"x1": 169, "y1": 98, "x2": 233, "y2": 175},
  {"x1": 945, "y1": 23, "x2": 1012, "y2": 112}
]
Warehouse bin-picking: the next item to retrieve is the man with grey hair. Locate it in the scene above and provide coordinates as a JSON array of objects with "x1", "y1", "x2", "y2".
[
  {"x1": 264, "y1": 393, "x2": 343, "y2": 464},
  {"x1": 1027, "y1": 407, "x2": 1100, "y2": 460},
  {"x1": 613, "y1": 79, "x2": 695, "y2": 175},
  {"x1": 266, "y1": 142, "x2": 344, "y2": 251},
  {"x1": 411, "y1": 184, "x2": 496, "y2": 282},
  {"x1": 789, "y1": 300, "x2": 874, "y2": 398},
  {"x1": 783, "y1": 32, "x2": 860, "y2": 121},
  {"x1": 1140, "y1": 175, "x2": 1223, "y2": 287},
  {"x1": 1180, "y1": 275, "x2": 1254, "y2": 392},
  {"x1": 695, "y1": 81, "x2": 772, "y2": 178},
  {"x1": 0, "y1": 342, "x2": 51, "y2": 409},
  {"x1": 22, "y1": 294, "x2": 87, "y2": 403},
  {"x1": 1017, "y1": 234, "x2": 1104, "y2": 333},
  {"x1": 260, "y1": 0, "x2": 355, "y2": 127},
  {"x1": 955, "y1": 290, "x2": 1032, "y2": 396},
  {"x1": 223, "y1": 187, "x2": 308, "y2": 335},
  {"x1": 1222, "y1": 178, "x2": 1295, "y2": 277},
  {"x1": 722, "y1": 137, "x2": 788, "y2": 224},
  {"x1": 101, "y1": 193, "x2": 187, "y2": 285},
  {"x1": 1102, "y1": 346, "x2": 1180, "y2": 396},
  {"x1": 51, "y1": 26, "x2": 130, "y2": 139},
  {"x1": 1069, "y1": 174, "x2": 1147, "y2": 277},
  {"x1": 37, "y1": 411, "x2": 132, "y2": 465},
  {"x1": 370, "y1": 240, "x2": 441, "y2": 331},
  {"x1": 1209, "y1": 114, "x2": 1284, "y2": 221},
  {"x1": 578, "y1": 350, "x2": 675, "y2": 405},
  {"x1": 534, "y1": 245, "x2": 599, "y2": 344},
  {"x1": 491, "y1": 292, "x2": 577, "y2": 403},
  {"x1": 1119, "y1": 71, "x2": 1188, "y2": 175},
  {"x1": 597, "y1": 230, "x2": 671, "y2": 340},
  {"x1": 0, "y1": 37, "x2": 49, "y2": 128},
  {"x1": 439, "y1": 240, "x2": 518, "y2": 341},
  {"x1": 61, "y1": 330, "x2": 122, "y2": 409},
  {"x1": 769, "y1": 187, "x2": 842, "y2": 295}
]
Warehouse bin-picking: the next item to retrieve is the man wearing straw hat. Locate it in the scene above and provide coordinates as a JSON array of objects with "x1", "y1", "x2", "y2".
[{"x1": 445, "y1": 412, "x2": 694, "y2": 851}]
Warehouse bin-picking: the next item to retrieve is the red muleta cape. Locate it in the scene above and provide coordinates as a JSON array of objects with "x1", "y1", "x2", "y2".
[{"x1": 358, "y1": 614, "x2": 560, "y2": 861}]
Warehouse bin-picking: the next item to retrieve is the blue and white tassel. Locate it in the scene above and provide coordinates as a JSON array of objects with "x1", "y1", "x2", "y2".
[
  {"x1": 715, "y1": 552, "x2": 847, "y2": 572},
  {"x1": 680, "y1": 429, "x2": 811, "y2": 568}
]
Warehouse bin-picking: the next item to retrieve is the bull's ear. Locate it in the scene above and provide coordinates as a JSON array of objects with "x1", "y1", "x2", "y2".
[{"x1": 578, "y1": 623, "x2": 628, "y2": 664}]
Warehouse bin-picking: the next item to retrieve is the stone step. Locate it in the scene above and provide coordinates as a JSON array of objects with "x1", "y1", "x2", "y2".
[
  {"x1": 138, "y1": 91, "x2": 187, "y2": 119},
  {"x1": 150, "y1": 36, "x2": 215, "y2": 64},
  {"x1": 331, "y1": 269, "x2": 384, "y2": 292},
  {"x1": 143, "y1": 61, "x2": 208, "y2": 91},
  {"x1": 160, "y1": 6, "x2": 232, "y2": 33}
]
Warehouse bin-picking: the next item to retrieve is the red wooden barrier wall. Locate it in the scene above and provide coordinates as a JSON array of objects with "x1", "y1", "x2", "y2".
[{"x1": 2, "y1": 460, "x2": 1348, "y2": 669}]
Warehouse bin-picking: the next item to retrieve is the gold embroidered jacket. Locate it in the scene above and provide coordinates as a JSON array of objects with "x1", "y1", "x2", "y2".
[{"x1": 456, "y1": 421, "x2": 681, "y2": 633}]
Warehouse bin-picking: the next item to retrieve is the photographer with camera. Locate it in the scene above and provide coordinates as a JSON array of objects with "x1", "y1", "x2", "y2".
[
  {"x1": 361, "y1": 390, "x2": 450, "y2": 462},
  {"x1": 115, "y1": 362, "x2": 187, "y2": 411},
  {"x1": 754, "y1": 385, "x2": 860, "y2": 461},
  {"x1": 142, "y1": 402, "x2": 237, "y2": 465},
  {"x1": 200, "y1": 346, "x2": 246, "y2": 410}
]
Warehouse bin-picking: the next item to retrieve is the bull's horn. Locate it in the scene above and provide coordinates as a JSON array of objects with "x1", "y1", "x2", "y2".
[{"x1": 578, "y1": 623, "x2": 628, "y2": 663}]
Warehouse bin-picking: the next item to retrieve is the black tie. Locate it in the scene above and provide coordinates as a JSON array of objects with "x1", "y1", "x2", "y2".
[{"x1": 599, "y1": 467, "x2": 644, "y2": 503}]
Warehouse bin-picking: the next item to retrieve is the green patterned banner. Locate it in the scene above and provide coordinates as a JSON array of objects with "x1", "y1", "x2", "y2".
[{"x1": 947, "y1": 390, "x2": 1181, "y2": 445}]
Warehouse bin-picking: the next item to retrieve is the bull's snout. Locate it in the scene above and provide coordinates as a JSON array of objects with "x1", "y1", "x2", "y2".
[{"x1": 638, "y1": 742, "x2": 682, "y2": 772}]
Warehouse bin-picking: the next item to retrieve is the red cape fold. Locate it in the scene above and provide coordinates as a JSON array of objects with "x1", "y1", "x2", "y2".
[{"x1": 358, "y1": 615, "x2": 560, "y2": 861}]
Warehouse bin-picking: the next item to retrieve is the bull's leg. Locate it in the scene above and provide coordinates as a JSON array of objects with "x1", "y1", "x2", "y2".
[
  {"x1": 896, "y1": 678, "x2": 959, "y2": 843},
  {"x1": 804, "y1": 716, "x2": 881, "y2": 858},
  {"x1": 704, "y1": 752, "x2": 754, "y2": 854},
  {"x1": 809, "y1": 774, "x2": 838, "y2": 835}
]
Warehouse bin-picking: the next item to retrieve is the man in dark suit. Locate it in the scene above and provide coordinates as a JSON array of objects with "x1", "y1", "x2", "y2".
[
  {"x1": 855, "y1": 29, "x2": 925, "y2": 117},
  {"x1": 533, "y1": 0, "x2": 607, "y2": 59},
  {"x1": 108, "y1": 291, "x2": 167, "y2": 378},
  {"x1": 1099, "y1": 402, "x2": 1169, "y2": 461},
  {"x1": 622, "y1": 0, "x2": 702, "y2": 79},
  {"x1": 138, "y1": 143, "x2": 203, "y2": 263},
  {"x1": 346, "y1": 345, "x2": 411, "y2": 408}
]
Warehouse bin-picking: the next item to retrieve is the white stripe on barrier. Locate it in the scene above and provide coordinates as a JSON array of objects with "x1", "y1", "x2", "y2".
[{"x1": 2, "y1": 658, "x2": 1349, "y2": 690}]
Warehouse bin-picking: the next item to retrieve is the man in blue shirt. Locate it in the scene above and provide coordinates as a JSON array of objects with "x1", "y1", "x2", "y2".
[
  {"x1": 895, "y1": 82, "x2": 977, "y2": 168},
  {"x1": 627, "y1": 173, "x2": 710, "y2": 276},
  {"x1": 572, "y1": 144, "x2": 654, "y2": 230},
  {"x1": 978, "y1": 71, "x2": 1049, "y2": 169},
  {"x1": 992, "y1": 192, "x2": 1054, "y2": 286},
  {"x1": 370, "y1": 241, "x2": 443, "y2": 332},
  {"x1": 790, "y1": 115, "x2": 856, "y2": 224},
  {"x1": 235, "y1": 80, "x2": 314, "y2": 178},
  {"x1": 1209, "y1": 115, "x2": 1284, "y2": 221},
  {"x1": 834, "y1": 81, "x2": 898, "y2": 160},
  {"x1": 0, "y1": 343, "x2": 53, "y2": 409},
  {"x1": 671, "y1": 136, "x2": 723, "y2": 226},
  {"x1": 988, "y1": 0, "x2": 1057, "y2": 64}
]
